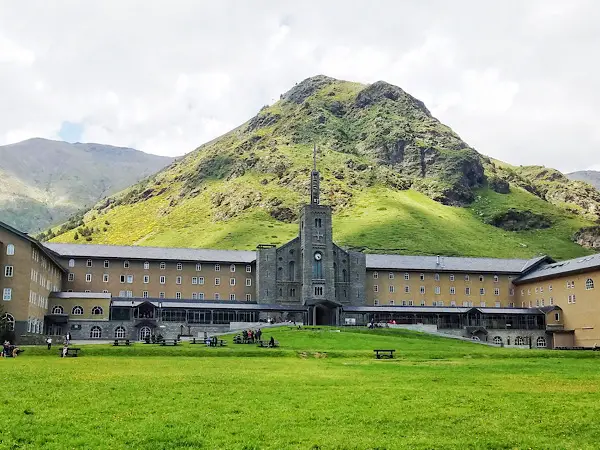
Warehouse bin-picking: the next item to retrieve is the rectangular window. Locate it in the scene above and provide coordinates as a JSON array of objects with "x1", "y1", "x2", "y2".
[
  {"x1": 450, "y1": 287, "x2": 456, "y2": 295},
  {"x1": 246, "y1": 293, "x2": 251, "y2": 301},
  {"x1": 508, "y1": 302, "x2": 514, "y2": 308},
  {"x1": 480, "y1": 302, "x2": 486, "y2": 307},
  {"x1": 123, "y1": 260, "x2": 129, "y2": 269},
  {"x1": 528, "y1": 289, "x2": 531, "y2": 296},
  {"x1": 230, "y1": 294, "x2": 236, "y2": 301},
  {"x1": 103, "y1": 274, "x2": 109, "y2": 283},
  {"x1": 198, "y1": 277, "x2": 205, "y2": 285},
  {"x1": 192, "y1": 293, "x2": 197, "y2": 299},
  {"x1": 437, "y1": 301, "x2": 443, "y2": 306},
  {"x1": 144, "y1": 261, "x2": 150, "y2": 270},
  {"x1": 192, "y1": 277, "x2": 198, "y2": 285},
  {"x1": 536, "y1": 299, "x2": 540, "y2": 307},
  {"x1": 389, "y1": 285, "x2": 395, "y2": 293},
  {"x1": 554, "y1": 312, "x2": 560, "y2": 321},
  {"x1": 465, "y1": 275, "x2": 470, "y2": 281},
  {"x1": 509, "y1": 288, "x2": 515, "y2": 296},
  {"x1": 143, "y1": 291, "x2": 149, "y2": 298},
  {"x1": 549, "y1": 285, "x2": 553, "y2": 291},
  {"x1": 535, "y1": 287, "x2": 539, "y2": 294},
  {"x1": 450, "y1": 300, "x2": 456, "y2": 307},
  {"x1": 373, "y1": 299, "x2": 379, "y2": 306},
  {"x1": 104, "y1": 260, "x2": 110, "y2": 268},
  {"x1": 373, "y1": 272, "x2": 379, "y2": 279},
  {"x1": 230, "y1": 278, "x2": 236, "y2": 286},
  {"x1": 4, "y1": 266, "x2": 13, "y2": 277},
  {"x1": 176, "y1": 292, "x2": 181, "y2": 299},
  {"x1": 540, "y1": 287, "x2": 544, "y2": 293},
  {"x1": 119, "y1": 290, "x2": 126, "y2": 297},
  {"x1": 405, "y1": 273, "x2": 410, "y2": 280},
  {"x1": 159, "y1": 292, "x2": 165, "y2": 299},
  {"x1": 176, "y1": 276, "x2": 182, "y2": 285},
  {"x1": 2, "y1": 288, "x2": 11, "y2": 301},
  {"x1": 420, "y1": 300, "x2": 426, "y2": 306},
  {"x1": 87, "y1": 259, "x2": 92, "y2": 267},
  {"x1": 373, "y1": 285, "x2": 379, "y2": 293},
  {"x1": 215, "y1": 293, "x2": 221, "y2": 300},
  {"x1": 230, "y1": 264, "x2": 236, "y2": 273},
  {"x1": 450, "y1": 274, "x2": 455, "y2": 281},
  {"x1": 389, "y1": 300, "x2": 395, "y2": 306},
  {"x1": 479, "y1": 275, "x2": 484, "y2": 282},
  {"x1": 419, "y1": 273, "x2": 424, "y2": 281},
  {"x1": 127, "y1": 275, "x2": 134, "y2": 284},
  {"x1": 160, "y1": 262, "x2": 166, "y2": 270},
  {"x1": 434, "y1": 273, "x2": 440, "y2": 281},
  {"x1": 420, "y1": 286, "x2": 425, "y2": 294},
  {"x1": 404, "y1": 286, "x2": 410, "y2": 293},
  {"x1": 215, "y1": 264, "x2": 220, "y2": 271},
  {"x1": 435, "y1": 286, "x2": 441, "y2": 295},
  {"x1": 541, "y1": 299, "x2": 545, "y2": 306},
  {"x1": 480, "y1": 288, "x2": 485, "y2": 295},
  {"x1": 494, "y1": 288, "x2": 500, "y2": 296},
  {"x1": 102, "y1": 290, "x2": 108, "y2": 294},
  {"x1": 246, "y1": 278, "x2": 252, "y2": 287},
  {"x1": 177, "y1": 263, "x2": 183, "y2": 271},
  {"x1": 245, "y1": 265, "x2": 252, "y2": 273},
  {"x1": 6, "y1": 245, "x2": 14, "y2": 256},
  {"x1": 493, "y1": 275, "x2": 499, "y2": 283},
  {"x1": 401, "y1": 300, "x2": 407, "y2": 306},
  {"x1": 143, "y1": 275, "x2": 149, "y2": 284},
  {"x1": 389, "y1": 272, "x2": 394, "y2": 279},
  {"x1": 196, "y1": 263, "x2": 202, "y2": 271},
  {"x1": 465, "y1": 287, "x2": 471, "y2": 295},
  {"x1": 160, "y1": 276, "x2": 166, "y2": 284},
  {"x1": 86, "y1": 273, "x2": 92, "y2": 283},
  {"x1": 126, "y1": 290, "x2": 133, "y2": 298},
  {"x1": 549, "y1": 297, "x2": 554, "y2": 305},
  {"x1": 215, "y1": 278, "x2": 221, "y2": 286},
  {"x1": 120, "y1": 275, "x2": 126, "y2": 283},
  {"x1": 199, "y1": 293, "x2": 205, "y2": 300}
]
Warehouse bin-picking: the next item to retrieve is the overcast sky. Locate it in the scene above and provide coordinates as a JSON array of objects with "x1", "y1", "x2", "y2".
[{"x1": 1, "y1": 0, "x2": 599, "y2": 172}]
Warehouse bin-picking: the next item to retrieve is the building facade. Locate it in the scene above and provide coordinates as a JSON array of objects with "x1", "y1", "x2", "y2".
[{"x1": 1, "y1": 164, "x2": 599, "y2": 348}]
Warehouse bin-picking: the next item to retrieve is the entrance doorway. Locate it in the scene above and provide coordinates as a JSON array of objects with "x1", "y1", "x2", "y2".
[
  {"x1": 139, "y1": 326, "x2": 152, "y2": 341},
  {"x1": 314, "y1": 305, "x2": 338, "y2": 325}
]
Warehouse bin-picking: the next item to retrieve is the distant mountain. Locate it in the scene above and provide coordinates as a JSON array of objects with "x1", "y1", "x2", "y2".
[
  {"x1": 0, "y1": 138, "x2": 174, "y2": 232},
  {"x1": 567, "y1": 171, "x2": 600, "y2": 190},
  {"x1": 48, "y1": 76, "x2": 600, "y2": 260}
]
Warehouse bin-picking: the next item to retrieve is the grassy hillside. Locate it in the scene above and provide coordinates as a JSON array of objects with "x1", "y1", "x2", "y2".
[
  {"x1": 48, "y1": 76, "x2": 597, "y2": 260},
  {"x1": 0, "y1": 138, "x2": 173, "y2": 233}
]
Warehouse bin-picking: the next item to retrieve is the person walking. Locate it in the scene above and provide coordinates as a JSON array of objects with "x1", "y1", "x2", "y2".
[
  {"x1": 46, "y1": 336, "x2": 52, "y2": 350},
  {"x1": 65, "y1": 332, "x2": 71, "y2": 345}
]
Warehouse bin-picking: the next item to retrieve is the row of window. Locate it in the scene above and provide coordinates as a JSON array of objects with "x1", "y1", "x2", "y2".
[
  {"x1": 27, "y1": 317, "x2": 43, "y2": 334},
  {"x1": 71, "y1": 259, "x2": 252, "y2": 273},
  {"x1": 121, "y1": 291, "x2": 251, "y2": 301},
  {"x1": 491, "y1": 336, "x2": 547, "y2": 347},
  {"x1": 71, "y1": 273, "x2": 253, "y2": 287},
  {"x1": 522, "y1": 279, "x2": 595, "y2": 296},
  {"x1": 51, "y1": 305, "x2": 103, "y2": 315},
  {"x1": 373, "y1": 285, "x2": 509, "y2": 296},
  {"x1": 30, "y1": 268, "x2": 60, "y2": 292},
  {"x1": 29, "y1": 291, "x2": 48, "y2": 308},
  {"x1": 372, "y1": 272, "x2": 503, "y2": 283},
  {"x1": 372, "y1": 299, "x2": 512, "y2": 307}
]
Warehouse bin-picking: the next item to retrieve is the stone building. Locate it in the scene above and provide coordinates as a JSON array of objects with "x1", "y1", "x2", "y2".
[{"x1": 1, "y1": 157, "x2": 599, "y2": 348}]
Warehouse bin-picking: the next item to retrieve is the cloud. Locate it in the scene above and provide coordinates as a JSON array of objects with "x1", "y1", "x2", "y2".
[{"x1": 0, "y1": 0, "x2": 599, "y2": 172}]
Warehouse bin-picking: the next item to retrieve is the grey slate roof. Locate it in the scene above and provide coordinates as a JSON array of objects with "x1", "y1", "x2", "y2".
[
  {"x1": 365, "y1": 254, "x2": 549, "y2": 274},
  {"x1": 516, "y1": 253, "x2": 600, "y2": 283},
  {"x1": 44, "y1": 243, "x2": 256, "y2": 264}
]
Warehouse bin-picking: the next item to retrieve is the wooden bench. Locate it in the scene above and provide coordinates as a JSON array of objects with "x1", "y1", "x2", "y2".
[
  {"x1": 61, "y1": 347, "x2": 81, "y2": 357},
  {"x1": 113, "y1": 339, "x2": 131, "y2": 346},
  {"x1": 258, "y1": 340, "x2": 279, "y2": 348},
  {"x1": 206, "y1": 339, "x2": 227, "y2": 347},
  {"x1": 374, "y1": 349, "x2": 395, "y2": 359},
  {"x1": 160, "y1": 339, "x2": 179, "y2": 346}
]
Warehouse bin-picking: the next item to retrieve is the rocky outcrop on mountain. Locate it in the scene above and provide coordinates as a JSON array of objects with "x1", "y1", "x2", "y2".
[
  {"x1": 567, "y1": 171, "x2": 600, "y2": 190},
  {"x1": 573, "y1": 226, "x2": 600, "y2": 251}
]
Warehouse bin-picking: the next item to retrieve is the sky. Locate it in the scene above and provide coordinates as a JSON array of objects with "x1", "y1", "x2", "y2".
[{"x1": 1, "y1": 0, "x2": 599, "y2": 172}]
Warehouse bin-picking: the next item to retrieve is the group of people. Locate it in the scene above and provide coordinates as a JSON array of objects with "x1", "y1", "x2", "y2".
[
  {"x1": 2, "y1": 340, "x2": 22, "y2": 358},
  {"x1": 242, "y1": 328, "x2": 262, "y2": 343}
]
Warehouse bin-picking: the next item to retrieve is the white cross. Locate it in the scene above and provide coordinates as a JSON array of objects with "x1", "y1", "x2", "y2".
[{"x1": 313, "y1": 232, "x2": 324, "y2": 241}]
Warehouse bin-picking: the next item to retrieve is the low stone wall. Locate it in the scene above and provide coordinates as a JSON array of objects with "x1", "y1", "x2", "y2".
[
  {"x1": 438, "y1": 328, "x2": 548, "y2": 348},
  {"x1": 385, "y1": 324, "x2": 438, "y2": 333}
]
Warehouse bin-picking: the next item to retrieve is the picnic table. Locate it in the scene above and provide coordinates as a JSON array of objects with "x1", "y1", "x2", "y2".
[
  {"x1": 373, "y1": 349, "x2": 395, "y2": 359},
  {"x1": 113, "y1": 339, "x2": 131, "y2": 346},
  {"x1": 61, "y1": 347, "x2": 81, "y2": 357},
  {"x1": 160, "y1": 339, "x2": 179, "y2": 346},
  {"x1": 207, "y1": 339, "x2": 227, "y2": 347},
  {"x1": 258, "y1": 340, "x2": 279, "y2": 348}
]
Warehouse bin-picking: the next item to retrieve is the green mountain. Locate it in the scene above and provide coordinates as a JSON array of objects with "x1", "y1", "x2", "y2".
[
  {"x1": 0, "y1": 138, "x2": 174, "y2": 233},
  {"x1": 567, "y1": 170, "x2": 600, "y2": 191},
  {"x1": 48, "y1": 76, "x2": 599, "y2": 260}
]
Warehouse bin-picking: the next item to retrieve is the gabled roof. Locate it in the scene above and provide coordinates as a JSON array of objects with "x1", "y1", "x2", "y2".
[
  {"x1": 0, "y1": 220, "x2": 67, "y2": 273},
  {"x1": 43, "y1": 243, "x2": 256, "y2": 264},
  {"x1": 515, "y1": 253, "x2": 600, "y2": 284},
  {"x1": 365, "y1": 254, "x2": 552, "y2": 274}
]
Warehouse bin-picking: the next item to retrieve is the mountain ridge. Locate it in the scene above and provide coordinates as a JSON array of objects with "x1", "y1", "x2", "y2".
[
  {"x1": 0, "y1": 138, "x2": 174, "y2": 232},
  {"x1": 46, "y1": 75, "x2": 599, "y2": 260}
]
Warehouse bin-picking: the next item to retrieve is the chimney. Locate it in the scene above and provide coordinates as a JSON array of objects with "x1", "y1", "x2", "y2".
[{"x1": 436, "y1": 255, "x2": 440, "y2": 265}]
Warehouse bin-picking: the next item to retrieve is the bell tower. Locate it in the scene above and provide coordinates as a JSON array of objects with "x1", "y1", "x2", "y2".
[{"x1": 299, "y1": 145, "x2": 337, "y2": 323}]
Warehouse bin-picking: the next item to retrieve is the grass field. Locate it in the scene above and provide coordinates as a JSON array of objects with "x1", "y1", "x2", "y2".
[{"x1": 2, "y1": 328, "x2": 600, "y2": 449}]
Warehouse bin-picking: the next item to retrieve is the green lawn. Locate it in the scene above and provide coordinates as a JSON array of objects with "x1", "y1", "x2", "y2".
[{"x1": 2, "y1": 328, "x2": 600, "y2": 449}]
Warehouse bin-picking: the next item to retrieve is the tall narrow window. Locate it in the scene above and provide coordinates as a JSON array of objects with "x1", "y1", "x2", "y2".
[
  {"x1": 342, "y1": 269, "x2": 348, "y2": 282},
  {"x1": 313, "y1": 253, "x2": 323, "y2": 279},
  {"x1": 144, "y1": 261, "x2": 150, "y2": 270},
  {"x1": 6, "y1": 244, "x2": 15, "y2": 256},
  {"x1": 586, "y1": 278, "x2": 595, "y2": 290},
  {"x1": 288, "y1": 261, "x2": 295, "y2": 281}
]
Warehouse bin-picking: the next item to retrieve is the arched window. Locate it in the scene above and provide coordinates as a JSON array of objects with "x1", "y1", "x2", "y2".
[
  {"x1": 91, "y1": 306, "x2": 103, "y2": 315},
  {"x1": 139, "y1": 326, "x2": 152, "y2": 340},
  {"x1": 1, "y1": 313, "x2": 15, "y2": 331},
  {"x1": 68, "y1": 259, "x2": 75, "y2": 267},
  {"x1": 586, "y1": 278, "x2": 595, "y2": 290},
  {"x1": 342, "y1": 269, "x2": 348, "y2": 282},
  {"x1": 6, "y1": 244, "x2": 15, "y2": 255},
  {"x1": 536, "y1": 336, "x2": 547, "y2": 348},
  {"x1": 471, "y1": 336, "x2": 480, "y2": 341},
  {"x1": 515, "y1": 336, "x2": 525, "y2": 346},
  {"x1": 51, "y1": 305, "x2": 64, "y2": 314},
  {"x1": 288, "y1": 261, "x2": 295, "y2": 281},
  {"x1": 71, "y1": 306, "x2": 83, "y2": 315},
  {"x1": 90, "y1": 326, "x2": 102, "y2": 339},
  {"x1": 114, "y1": 326, "x2": 126, "y2": 339},
  {"x1": 493, "y1": 336, "x2": 502, "y2": 345}
]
